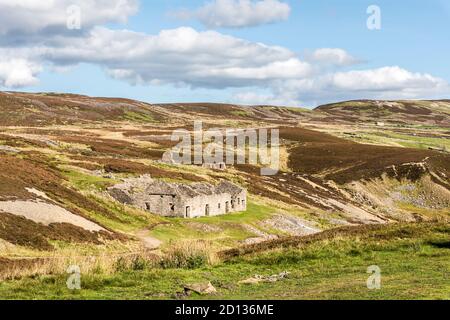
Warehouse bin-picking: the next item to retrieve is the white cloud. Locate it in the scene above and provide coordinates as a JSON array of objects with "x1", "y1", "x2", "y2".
[
  {"x1": 0, "y1": 1, "x2": 449, "y2": 106},
  {"x1": 39, "y1": 26, "x2": 311, "y2": 88},
  {"x1": 0, "y1": 0, "x2": 138, "y2": 36},
  {"x1": 266, "y1": 66, "x2": 450, "y2": 105},
  {"x1": 0, "y1": 58, "x2": 41, "y2": 87},
  {"x1": 330, "y1": 67, "x2": 447, "y2": 92},
  {"x1": 174, "y1": 0, "x2": 291, "y2": 28},
  {"x1": 306, "y1": 48, "x2": 361, "y2": 67},
  {"x1": 233, "y1": 91, "x2": 301, "y2": 106}
]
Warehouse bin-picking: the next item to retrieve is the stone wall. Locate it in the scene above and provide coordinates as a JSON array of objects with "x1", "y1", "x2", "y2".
[{"x1": 140, "y1": 191, "x2": 247, "y2": 218}]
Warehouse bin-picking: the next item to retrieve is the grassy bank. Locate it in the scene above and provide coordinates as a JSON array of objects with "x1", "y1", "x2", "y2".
[{"x1": 0, "y1": 223, "x2": 448, "y2": 300}]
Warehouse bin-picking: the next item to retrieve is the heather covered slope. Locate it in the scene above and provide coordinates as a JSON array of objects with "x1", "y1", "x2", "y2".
[
  {"x1": 0, "y1": 92, "x2": 165, "y2": 126},
  {"x1": 280, "y1": 127, "x2": 450, "y2": 185},
  {"x1": 0, "y1": 91, "x2": 449, "y2": 298},
  {"x1": 2, "y1": 92, "x2": 449, "y2": 126},
  {"x1": 315, "y1": 100, "x2": 450, "y2": 126},
  {"x1": 0, "y1": 92, "x2": 308, "y2": 126}
]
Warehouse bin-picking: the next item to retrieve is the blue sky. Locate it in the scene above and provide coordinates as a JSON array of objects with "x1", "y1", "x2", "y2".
[{"x1": 1, "y1": 0, "x2": 449, "y2": 107}]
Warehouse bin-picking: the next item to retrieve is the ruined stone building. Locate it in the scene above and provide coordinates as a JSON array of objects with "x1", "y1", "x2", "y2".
[
  {"x1": 201, "y1": 162, "x2": 227, "y2": 171},
  {"x1": 108, "y1": 175, "x2": 247, "y2": 218}
]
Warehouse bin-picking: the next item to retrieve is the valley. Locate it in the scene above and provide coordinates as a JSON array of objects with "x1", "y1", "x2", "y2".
[{"x1": 0, "y1": 91, "x2": 448, "y2": 299}]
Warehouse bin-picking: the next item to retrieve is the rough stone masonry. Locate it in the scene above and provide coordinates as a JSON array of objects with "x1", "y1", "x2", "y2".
[{"x1": 108, "y1": 175, "x2": 247, "y2": 218}]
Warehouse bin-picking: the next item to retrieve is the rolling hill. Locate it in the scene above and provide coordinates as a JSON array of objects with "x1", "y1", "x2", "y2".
[
  {"x1": 0, "y1": 91, "x2": 448, "y2": 299},
  {"x1": 315, "y1": 99, "x2": 450, "y2": 125}
]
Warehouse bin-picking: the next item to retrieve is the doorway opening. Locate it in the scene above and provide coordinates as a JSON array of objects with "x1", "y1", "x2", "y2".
[{"x1": 185, "y1": 206, "x2": 191, "y2": 218}]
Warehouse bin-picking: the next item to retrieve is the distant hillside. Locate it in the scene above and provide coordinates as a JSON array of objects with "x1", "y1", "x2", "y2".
[
  {"x1": 0, "y1": 90, "x2": 449, "y2": 292},
  {"x1": 0, "y1": 92, "x2": 308, "y2": 126},
  {"x1": 0, "y1": 92, "x2": 165, "y2": 126},
  {"x1": 315, "y1": 100, "x2": 450, "y2": 126},
  {"x1": 2, "y1": 92, "x2": 449, "y2": 127}
]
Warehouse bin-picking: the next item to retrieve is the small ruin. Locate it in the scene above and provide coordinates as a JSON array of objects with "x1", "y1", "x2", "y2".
[
  {"x1": 108, "y1": 175, "x2": 247, "y2": 218},
  {"x1": 202, "y1": 162, "x2": 227, "y2": 171},
  {"x1": 160, "y1": 151, "x2": 227, "y2": 171}
]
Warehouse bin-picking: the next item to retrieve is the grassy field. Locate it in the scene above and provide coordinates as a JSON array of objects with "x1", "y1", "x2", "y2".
[
  {"x1": 359, "y1": 131, "x2": 450, "y2": 150},
  {"x1": 0, "y1": 223, "x2": 448, "y2": 300},
  {"x1": 150, "y1": 201, "x2": 277, "y2": 242},
  {"x1": 327, "y1": 126, "x2": 450, "y2": 151},
  {"x1": 123, "y1": 111, "x2": 156, "y2": 123}
]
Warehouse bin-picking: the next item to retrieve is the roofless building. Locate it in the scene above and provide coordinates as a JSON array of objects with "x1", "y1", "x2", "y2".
[{"x1": 108, "y1": 176, "x2": 247, "y2": 218}]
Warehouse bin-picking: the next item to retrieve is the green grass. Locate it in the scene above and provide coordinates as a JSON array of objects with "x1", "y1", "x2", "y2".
[
  {"x1": 283, "y1": 106, "x2": 313, "y2": 113},
  {"x1": 61, "y1": 168, "x2": 160, "y2": 232},
  {"x1": 379, "y1": 131, "x2": 449, "y2": 150},
  {"x1": 62, "y1": 169, "x2": 117, "y2": 191},
  {"x1": 149, "y1": 201, "x2": 278, "y2": 245},
  {"x1": 1, "y1": 223, "x2": 448, "y2": 300},
  {"x1": 357, "y1": 130, "x2": 450, "y2": 150},
  {"x1": 123, "y1": 111, "x2": 155, "y2": 123},
  {"x1": 230, "y1": 110, "x2": 251, "y2": 117},
  {"x1": 84, "y1": 194, "x2": 162, "y2": 232},
  {"x1": 200, "y1": 201, "x2": 276, "y2": 224},
  {"x1": 60, "y1": 168, "x2": 276, "y2": 237}
]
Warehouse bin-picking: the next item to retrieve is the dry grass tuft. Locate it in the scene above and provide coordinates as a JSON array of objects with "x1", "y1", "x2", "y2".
[
  {"x1": 0, "y1": 250, "x2": 159, "y2": 281},
  {"x1": 160, "y1": 240, "x2": 218, "y2": 269}
]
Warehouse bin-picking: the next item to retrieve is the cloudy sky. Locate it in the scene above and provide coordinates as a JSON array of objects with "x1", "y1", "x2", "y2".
[{"x1": 1, "y1": 0, "x2": 449, "y2": 107}]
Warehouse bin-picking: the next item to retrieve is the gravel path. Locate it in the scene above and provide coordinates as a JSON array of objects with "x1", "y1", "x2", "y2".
[{"x1": 136, "y1": 229, "x2": 162, "y2": 250}]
